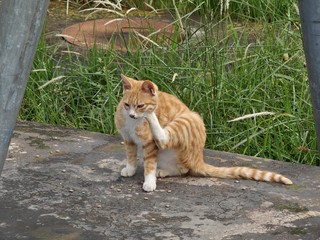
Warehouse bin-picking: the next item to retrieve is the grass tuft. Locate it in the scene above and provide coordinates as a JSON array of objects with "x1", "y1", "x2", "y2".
[{"x1": 20, "y1": 0, "x2": 319, "y2": 165}]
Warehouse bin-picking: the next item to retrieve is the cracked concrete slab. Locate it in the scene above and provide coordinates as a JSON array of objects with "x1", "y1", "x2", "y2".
[{"x1": 0, "y1": 121, "x2": 319, "y2": 240}]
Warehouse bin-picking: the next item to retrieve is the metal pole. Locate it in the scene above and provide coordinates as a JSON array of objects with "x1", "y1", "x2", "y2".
[
  {"x1": 0, "y1": 0, "x2": 49, "y2": 175},
  {"x1": 299, "y1": 1, "x2": 320, "y2": 151}
]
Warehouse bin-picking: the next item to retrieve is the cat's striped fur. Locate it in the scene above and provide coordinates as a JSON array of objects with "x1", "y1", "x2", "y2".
[{"x1": 115, "y1": 74, "x2": 293, "y2": 192}]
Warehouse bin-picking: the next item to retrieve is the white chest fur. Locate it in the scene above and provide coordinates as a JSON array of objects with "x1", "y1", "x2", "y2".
[{"x1": 118, "y1": 108, "x2": 144, "y2": 145}]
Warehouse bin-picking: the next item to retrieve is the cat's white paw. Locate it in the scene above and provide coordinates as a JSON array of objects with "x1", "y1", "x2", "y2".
[
  {"x1": 121, "y1": 166, "x2": 136, "y2": 177},
  {"x1": 143, "y1": 180, "x2": 157, "y2": 192},
  {"x1": 143, "y1": 172, "x2": 157, "y2": 192}
]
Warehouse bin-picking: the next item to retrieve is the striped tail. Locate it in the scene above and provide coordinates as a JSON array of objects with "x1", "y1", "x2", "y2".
[{"x1": 192, "y1": 163, "x2": 293, "y2": 185}]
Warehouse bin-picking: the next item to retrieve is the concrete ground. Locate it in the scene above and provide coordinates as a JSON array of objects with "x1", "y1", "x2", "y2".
[{"x1": 0, "y1": 121, "x2": 319, "y2": 240}]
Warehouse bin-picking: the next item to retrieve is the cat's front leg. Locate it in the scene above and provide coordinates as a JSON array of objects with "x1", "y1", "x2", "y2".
[
  {"x1": 121, "y1": 140, "x2": 137, "y2": 177},
  {"x1": 142, "y1": 140, "x2": 158, "y2": 191},
  {"x1": 143, "y1": 156, "x2": 157, "y2": 192},
  {"x1": 144, "y1": 112, "x2": 168, "y2": 149}
]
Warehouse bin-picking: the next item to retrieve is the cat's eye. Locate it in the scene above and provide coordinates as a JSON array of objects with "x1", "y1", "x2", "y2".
[
  {"x1": 137, "y1": 104, "x2": 144, "y2": 108},
  {"x1": 124, "y1": 103, "x2": 130, "y2": 107}
]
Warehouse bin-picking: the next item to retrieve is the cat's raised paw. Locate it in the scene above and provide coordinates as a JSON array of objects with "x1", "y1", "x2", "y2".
[
  {"x1": 121, "y1": 166, "x2": 136, "y2": 177},
  {"x1": 143, "y1": 111, "x2": 157, "y2": 122}
]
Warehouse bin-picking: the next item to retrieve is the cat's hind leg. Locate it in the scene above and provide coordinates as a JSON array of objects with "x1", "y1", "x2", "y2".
[
  {"x1": 157, "y1": 150, "x2": 189, "y2": 178},
  {"x1": 145, "y1": 111, "x2": 206, "y2": 151},
  {"x1": 144, "y1": 112, "x2": 169, "y2": 149}
]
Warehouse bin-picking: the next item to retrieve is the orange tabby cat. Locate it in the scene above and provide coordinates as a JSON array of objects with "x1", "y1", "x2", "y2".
[{"x1": 115, "y1": 74, "x2": 293, "y2": 192}]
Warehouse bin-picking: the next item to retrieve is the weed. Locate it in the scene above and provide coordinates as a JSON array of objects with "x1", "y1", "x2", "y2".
[{"x1": 19, "y1": 0, "x2": 318, "y2": 165}]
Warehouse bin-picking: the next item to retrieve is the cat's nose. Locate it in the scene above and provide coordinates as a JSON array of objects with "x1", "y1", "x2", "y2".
[{"x1": 129, "y1": 114, "x2": 136, "y2": 119}]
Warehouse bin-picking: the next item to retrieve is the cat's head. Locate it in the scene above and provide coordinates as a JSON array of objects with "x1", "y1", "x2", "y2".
[{"x1": 120, "y1": 74, "x2": 158, "y2": 119}]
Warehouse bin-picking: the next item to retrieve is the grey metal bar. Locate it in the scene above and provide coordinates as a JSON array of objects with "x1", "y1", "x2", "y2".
[
  {"x1": 0, "y1": 0, "x2": 49, "y2": 175},
  {"x1": 299, "y1": 1, "x2": 320, "y2": 152}
]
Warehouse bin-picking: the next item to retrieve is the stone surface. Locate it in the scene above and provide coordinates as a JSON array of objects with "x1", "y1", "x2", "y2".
[
  {"x1": 0, "y1": 121, "x2": 319, "y2": 240},
  {"x1": 61, "y1": 18, "x2": 185, "y2": 51}
]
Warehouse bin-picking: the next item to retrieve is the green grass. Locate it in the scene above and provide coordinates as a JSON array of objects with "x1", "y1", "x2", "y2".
[{"x1": 19, "y1": 0, "x2": 319, "y2": 165}]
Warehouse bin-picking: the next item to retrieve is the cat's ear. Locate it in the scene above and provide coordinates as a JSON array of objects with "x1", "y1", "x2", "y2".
[
  {"x1": 121, "y1": 74, "x2": 132, "y2": 92},
  {"x1": 142, "y1": 80, "x2": 157, "y2": 96}
]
